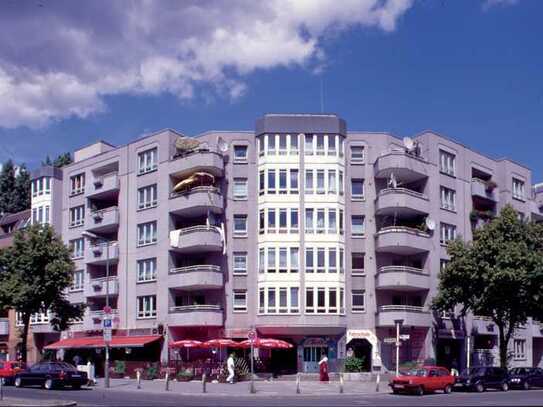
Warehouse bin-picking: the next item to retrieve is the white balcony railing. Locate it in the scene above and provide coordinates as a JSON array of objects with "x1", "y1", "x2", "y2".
[
  {"x1": 170, "y1": 186, "x2": 220, "y2": 199},
  {"x1": 378, "y1": 188, "x2": 428, "y2": 200},
  {"x1": 169, "y1": 265, "x2": 221, "y2": 274},
  {"x1": 378, "y1": 265, "x2": 428, "y2": 275},
  {"x1": 169, "y1": 304, "x2": 222, "y2": 313},
  {"x1": 377, "y1": 226, "x2": 430, "y2": 237},
  {"x1": 379, "y1": 305, "x2": 426, "y2": 313}
]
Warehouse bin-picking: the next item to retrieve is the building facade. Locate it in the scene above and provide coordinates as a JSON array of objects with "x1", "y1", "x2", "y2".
[{"x1": 30, "y1": 114, "x2": 543, "y2": 372}]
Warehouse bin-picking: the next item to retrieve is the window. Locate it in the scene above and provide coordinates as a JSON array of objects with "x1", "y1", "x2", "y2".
[
  {"x1": 70, "y1": 238, "x2": 84, "y2": 258},
  {"x1": 233, "y1": 215, "x2": 248, "y2": 236},
  {"x1": 351, "y1": 216, "x2": 365, "y2": 236},
  {"x1": 328, "y1": 209, "x2": 337, "y2": 234},
  {"x1": 339, "y1": 137, "x2": 344, "y2": 157},
  {"x1": 45, "y1": 206, "x2": 50, "y2": 224},
  {"x1": 70, "y1": 173, "x2": 85, "y2": 195},
  {"x1": 316, "y1": 170, "x2": 325, "y2": 194},
  {"x1": 137, "y1": 221, "x2": 157, "y2": 246},
  {"x1": 233, "y1": 178, "x2": 248, "y2": 199},
  {"x1": 290, "y1": 209, "x2": 299, "y2": 233},
  {"x1": 137, "y1": 258, "x2": 157, "y2": 282},
  {"x1": 440, "y1": 186, "x2": 456, "y2": 211},
  {"x1": 513, "y1": 178, "x2": 525, "y2": 200},
  {"x1": 317, "y1": 248, "x2": 326, "y2": 273},
  {"x1": 69, "y1": 205, "x2": 85, "y2": 227},
  {"x1": 350, "y1": 146, "x2": 365, "y2": 162},
  {"x1": 339, "y1": 209, "x2": 344, "y2": 234},
  {"x1": 328, "y1": 288, "x2": 337, "y2": 313},
  {"x1": 267, "y1": 134, "x2": 276, "y2": 155},
  {"x1": 440, "y1": 259, "x2": 449, "y2": 272},
  {"x1": 290, "y1": 287, "x2": 299, "y2": 313},
  {"x1": 259, "y1": 288, "x2": 265, "y2": 313},
  {"x1": 339, "y1": 170, "x2": 344, "y2": 195},
  {"x1": 268, "y1": 287, "x2": 276, "y2": 313},
  {"x1": 290, "y1": 134, "x2": 299, "y2": 155},
  {"x1": 259, "y1": 248, "x2": 265, "y2": 273},
  {"x1": 71, "y1": 270, "x2": 84, "y2": 291},
  {"x1": 233, "y1": 145, "x2": 248, "y2": 161},
  {"x1": 328, "y1": 135, "x2": 336, "y2": 155},
  {"x1": 352, "y1": 253, "x2": 365, "y2": 274},
  {"x1": 305, "y1": 135, "x2": 314, "y2": 155},
  {"x1": 267, "y1": 169, "x2": 276, "y2": 194},
  {"x1": 290, "y1": 248, "x2": 299, "y2": 273},
  {"x1": 290, "y1": 169, "x2": 299, "y2": 193},
  {"x1": 305, "y1": 288, "x2": 314, "y2": 313},
  {"x1": 305, "y1": 248, "x2": 314, "y2": 273},
  {"x1": 279, "y1": 248, "x2": 288, "y2": 272},
  {"x1": 316, "y1": 135, "x2": 325, "y2": 155},
  {"x1": 267, "y1": 248, "x2": 276, "y2": 272},
  {"x1": 278, "y1": 135, "x2": 287, "y2": 155},
  {"x1": 305, "y1": 208, "x2": 314, "y2": 233},
  {"x1": 137, "y1": 295, "x2": 157, "y2": 318},
  {"x1": 328, "y1": 170, "x2": 337, "y2": 194},
  {"x1": 340, "y1": 248, "x2": 344, "y2": 274},
  {"x1": 439, "y1": 150, "x2": 456, "y2": 176},
  {"x1": 440, "y1": 223, "x2": 457, "y2": 244},
  {"x1": 317, "y1": 288, "x2": 326, "y2": 313},
  {"x1": 259, "y1": 171, "x2": 265, "y2": 195},
  {"x1": 33, "y1": 177, "x2": 51, "y2": 197},
  {"x1": 351, "y1": 179, "x2": 365, "y2": 199},
  {"x1": 233, "y1": 291, "x2": 247, "y2": 312},
  {"x1": 259, "y1": 137, "x2": 265, "y2": 156},
  {"x1": 279, "y1": 170, "x2": 287, "y2": 194},
  {"x1": 138, "y1": 184, "x2": 157, "y2": 209},
  {"x1": 305, "y1": 170, "x2": 314, "y2": 194},
  {"x1": 352, "y1": 290, "x2": 366, "y2": 312},
  {"x1": 233, "y1": 252, "x2": 247, "y2": 275},
  {"x1": 259, "y1": 210, "x2": 265, "y2": 234},
  {"x1": 514, "y1": 339, "x2": 526, "y2": 360},
  {"x1": 329, "y1": 248, "x2": 337, "y2": 273},
  {"x1": 268, "y1": 209, "x2": 276, "y2": 233},
  {"x1": 279, "y1": 209, "x2": 287, "y2": 232},
  {"x1": 138, "y1": 148, "x2": 158, "y2": 175},
  {"x1": 316, "y1": 209, "x2": 325, "y2": 233}
]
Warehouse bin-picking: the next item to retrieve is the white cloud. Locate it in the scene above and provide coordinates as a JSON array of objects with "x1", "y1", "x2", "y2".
[
  {"x1": 483, "y1": 0, "x2": 519, "y2": 10},
  {"x1": 0, "y1": 0, "x2": 415, "y2": 128}
]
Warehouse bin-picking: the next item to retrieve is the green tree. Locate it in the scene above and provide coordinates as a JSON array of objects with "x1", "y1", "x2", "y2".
[
  {"x1": 0, "y1": 224, "x2": 84, "y2": 363},
  {"x1": 433, "y1": 205, "x2": 543, "y2": 368},
  {"x1": 0, "y1": 160, "x2": 31, "y2": 214},
  {"x1": 42, "y1": 153, "x2": 72, "y2": 168},
  {"x1": 14, "y1": 164, "x2": 31, "y2": 211}
]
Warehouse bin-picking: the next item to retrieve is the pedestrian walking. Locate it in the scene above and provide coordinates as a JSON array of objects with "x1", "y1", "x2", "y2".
[
  {"x1": 318, "y1": 352, "x2": 329, "y2": 382},
  {"x1": 226, "y1": 353, "x2": 235, "y2": 384}
]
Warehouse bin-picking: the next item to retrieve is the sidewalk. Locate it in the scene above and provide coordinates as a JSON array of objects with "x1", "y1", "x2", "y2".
[{"x1": 102, "y1": 377, "x2": 386, "y2": 396}]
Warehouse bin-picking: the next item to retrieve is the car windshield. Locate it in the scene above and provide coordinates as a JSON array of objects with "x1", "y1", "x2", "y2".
[
  {"x1": 461, "y1": 368, "x2": 485, "y2": 376},
  {"x1": 51, "y1": 362, "x2": 77, "y2": 371},
  {"x1": 510, "y1": 368, "x2": 530, "y2": 375},
  {"x1": 403, "y1": 369, "x2": 427, "y2": 377}
]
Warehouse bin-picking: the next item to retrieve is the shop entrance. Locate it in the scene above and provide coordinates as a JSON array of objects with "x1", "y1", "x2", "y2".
[
  {"x1": 436, "y1": 338, "x2": 462, "y2": 371},
  {"x1": 346, "y1": 339, "x2": 372, "y2": 371},
  {"x1": 303, "y1": 346, "x2": 328, "y2": 373}
]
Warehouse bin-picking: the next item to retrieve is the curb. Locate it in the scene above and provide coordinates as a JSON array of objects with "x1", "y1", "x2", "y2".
[{"x1": 0, "y1": 400, "x2": 76, "y2": 407}]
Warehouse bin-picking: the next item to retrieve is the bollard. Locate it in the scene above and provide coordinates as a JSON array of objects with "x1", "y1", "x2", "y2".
[
  {"x1": 136, "y1": 370, "x2": 141, "y2": 390},
  {"x1": 375, "y1": 373, "x2": 380, "y2": 393},
  {"x1": 249, "y1": 378, "x2": 256, "y2": 394},
  {"x1": 1, "y1": 377, "x2": 3, "y2": 401},
  {"x1": 202, "y1": 372, "x2": 207, "y2": 393},
  {"x1": 165, "y1": 371, "x2": 170, "y2": 391},
  {"x1": 296, "y1": 373, "x2": 300, "y2": 394},
  {"x1": 339, "y1": 373, "x2": 344, "y2": 394}
]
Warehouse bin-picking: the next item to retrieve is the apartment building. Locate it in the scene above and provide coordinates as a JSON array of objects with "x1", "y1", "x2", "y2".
[{"x1": 31, "y1": 113, "x2": 543, "y2": 373}]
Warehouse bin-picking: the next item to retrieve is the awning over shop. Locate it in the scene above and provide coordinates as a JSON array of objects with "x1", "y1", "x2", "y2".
[{"x1": 44, "y1": 335, "x2": 161, "y2": 350}]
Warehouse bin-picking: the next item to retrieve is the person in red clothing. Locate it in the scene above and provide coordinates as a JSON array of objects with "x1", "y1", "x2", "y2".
[{"x1": 318, "y1": 352, "x2": 329, "y2": 382}]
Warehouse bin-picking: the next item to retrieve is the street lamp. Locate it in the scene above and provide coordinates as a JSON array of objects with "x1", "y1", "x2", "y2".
[
  {"x1": 394, "y1": 319, "x2": 404, "y2": 377},
  {"x1": 82, "y1": 231, "x2": 112, "y2": 389}
]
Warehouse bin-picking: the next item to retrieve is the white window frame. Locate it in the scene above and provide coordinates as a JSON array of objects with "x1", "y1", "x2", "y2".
[
  {"x1": 289, "y1": 169, "x2": 299, "y2": 194},
  {"x1": 514, "y1": 338, "x2": 526, "y2": 360},
  {"x1": 70, "y1": 238, "x2": 84, "y2": 259},
  {"x1": 137, "y1": 221, "x2": 157, "y2": 246},
  {"x1": 138, "y1": 148, "x2": 158, "y2": 175},
  {"x1": 233, "y1": 252, "x2": 248, "y2": 275},
  {"x1": 138, "y1": 184, "x2": 158, "y2": 210},
  {"x1": 71, "y1": 270, "x2": 84, "y2": 291},
  {"x1": 70, "y1": 173, "x2": 85, "y2": 196},
  {"x1": 439, "y1": 150, "x2": 456, "y2": 176},
  {"x1": 137, "y1": 258, "x2": 157, "y2": 282},
  {"x1": 351, "y1": 179, "x2": 365, "y2": 200},
  {"x1": 233, "y1": 145, "x2": 248, "y2": 161},
  {"x1": 440, "y1": 222, "x2": 457, "y2": 244},
  {"x1": 137, "y1": 295, "x2": 157, "y2": 319},
  {"x1": 512, "y1": 178, "x2": 525, "y2": 201},
  {"x1": 352, "y1": 290, "x2": 366, "y2": 312},
  {"x1": 351, "y1": 216, "x2": 365, "y2": 236},
  {"x1": 350, "y1": 145, "x2": 365, "y2": 163},
  {"x1": 233, "y1": 178, "x2": 248, "y2": 200},
  {"x1": 440, "y1": 186, "x2": 456, "y2": 211},
  {"x1": 233, "y1": 215, "x2": 248, "y2": 236},
  {"x1": 233, "y1": 291, "x2": 248, "y2": 312},
  {"x1": 305, "y1": 170, "x2": 314, "y2": 194},
  {"x1": 69, "y1": 205, "x2": 85, "y2": 227}
]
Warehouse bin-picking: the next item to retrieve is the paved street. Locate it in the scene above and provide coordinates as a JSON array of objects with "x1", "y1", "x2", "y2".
[{"x1": 3, "y1": 384, "x2": 543, "y2": 406}]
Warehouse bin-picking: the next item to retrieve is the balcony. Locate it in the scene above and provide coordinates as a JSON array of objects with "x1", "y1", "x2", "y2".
[
  {"x1": 375, "y1": 188, "x2": 429, "y2": 216},
  {"x1": 375, "y1": 226, "x2": 432, "y2": 255},
  {"x1": 0, "y1": 318, "x2": 9, "y2": 335},
  {"x1": 168, "y1": 265, "x2": 223, "y2": 290},
  {"x1": 169, "y1": 150, "x2": 224, "y2": 179},
  {"x1": 375, "y1": 266, "x2": 430, "y2": 291},
  {"x1": 376, "y1": 305, "x2": 432, "y2": 327},
  {"x1": 169, "y1": 187, "x2": 223, "y2": 217},
  {"x1": 374, "y1": 151, "x2": 429, "y2": 182},
  {"x1": 168, "y1": 305, "x2": 223, "y2": 327},
  {"x1": 86, "y1": 207, "x2": 119, "y2": 234},
  {"x1": 85, "y1": 243, "x2": 119, "y2": 265},
  {"x1": 471, "y1": 178, "x2": 498, "y2": 203},
  {"x1": 531, "y1": 320, "x2": 543, "y2": 338},
  {"x1": 472, "y1": 316, "x2": 498, "y2": 336},
  {"x1": 87, "y1": 173, "x2": 120, "y2": 199},
  {"x1": 170, "y1": 226, "x2": 223, "y2": 254},
  {"x1": 84, "y1": 277, "x2": 119, "y2": 298}
]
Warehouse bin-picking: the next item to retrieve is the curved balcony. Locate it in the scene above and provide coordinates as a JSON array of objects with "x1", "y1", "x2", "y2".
[
  {"x1": 168, "y1": 305, "x2": 223, "y2": 327},
  {"x1": 375, "y1": 188, "x2": 429, "y2": 216},
  {"x1": 85, "y1": 243, "x2": 119, "y2": 265},
  {"x1": 169, "y1": 187, "x2": 223, "y2": 217},
  {"x1": 86, "y1": 207, "x2": 119, "y2": 234},
  {"x1": 375, "y1": 226, "x2": 432, "y2": 255},
  {"x1": 168, "y1": 265, "x2": 223, "y2": 290},
  {"x1": 374, "y1": 151, "x2": 429, "y2": 182},
  {"x1": 169, "y1": 226, "x2": 223, "y2": 254},
  {"x1": 169, "y1": 150, "x2": 224, "y2": 178},
  {"x1": 375, "y1": 266, "x2": 430, "y2": 291},
  {"x1": 376, "y1": 305, "x2": 431, "y2": 327}
]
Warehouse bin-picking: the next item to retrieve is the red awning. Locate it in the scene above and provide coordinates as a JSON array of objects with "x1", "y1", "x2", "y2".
[{"x1": 44, "y1": 335, "x2": 161, "y2": 350}]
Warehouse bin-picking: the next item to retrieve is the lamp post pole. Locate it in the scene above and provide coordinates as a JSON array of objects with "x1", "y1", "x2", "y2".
[
  {"x1": 104, "y1": 241, "x2": 110, "y2": 389},
  {"x1": 394, "y1": 319, "x2": 404, "y2": 377}
]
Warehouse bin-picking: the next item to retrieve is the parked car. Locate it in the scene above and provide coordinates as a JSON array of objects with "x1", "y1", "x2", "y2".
[
  {"x1": 14, "y1": 361, "x2": 87, "y2": 390},
  {"x1": 454, "y1": 367, "x2": 509, "y2": 392},
  {"x1": 0, "y1": 361, "x2": 23, "y2": 385},
  {"x1": 389, "y1": 366, "x2": 455, "y2": 395},
  {"x1": 508, "y1": 367, "x2": 543, "y2": 390}
]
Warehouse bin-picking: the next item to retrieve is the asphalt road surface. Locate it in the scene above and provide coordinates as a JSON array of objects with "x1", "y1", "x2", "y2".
[{"x1": 3, "y1": 386, "x2": 543, "y2": 406}]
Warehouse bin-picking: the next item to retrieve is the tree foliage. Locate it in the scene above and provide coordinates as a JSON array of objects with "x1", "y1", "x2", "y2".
[
  {"x1": 433, "y1": 205, "x2": 543, "y2": 367},
  {"x1": 42, "y1": 153, "x2": 72, "y2": 168},
  {"x1": 0, "y1": 160, "x2": 31, "y2": 214},
  {"x1": 0, "y1": 224, "x2": 84, "y2": 362}
]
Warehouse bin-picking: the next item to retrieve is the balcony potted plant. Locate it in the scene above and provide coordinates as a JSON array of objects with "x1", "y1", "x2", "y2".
[{"x1": 485, "y1": 180, "x2": 497, "y2": 193}]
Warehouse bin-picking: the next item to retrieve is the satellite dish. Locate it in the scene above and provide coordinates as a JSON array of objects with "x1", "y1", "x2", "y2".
[
  {"x1": 217, "y1": 137, "x2": 229, "y2": 153},
  {"x1": 425, "y1": 217, "x2": 436, "y2": 231},
  {"x1": 403, "y1": 137, "x2": 415, "y2": 151}
]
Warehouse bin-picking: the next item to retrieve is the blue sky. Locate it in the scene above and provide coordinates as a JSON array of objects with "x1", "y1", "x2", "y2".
[{"x1": 0, "y1": 0, "x2": 541, "y2": 180}]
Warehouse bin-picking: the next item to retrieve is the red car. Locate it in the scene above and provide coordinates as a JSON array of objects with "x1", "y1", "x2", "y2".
[
  {"x1": 389, "y1": 366, "x2": 455, "y2": 396},
  {"x1": 0, "y1": 361, "x2": 23, "y2": 385}
]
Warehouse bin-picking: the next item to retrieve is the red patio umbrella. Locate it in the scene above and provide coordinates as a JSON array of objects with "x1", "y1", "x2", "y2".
[
  {"x1": 169, "y1": 339, "x2": 203, "y2": 361},
  {"x1": 239, "y1": 338, "x2": 293, "y2": 349},
  {"x1": 202, "y1": 339, "x2": 241, "y2": 362}
]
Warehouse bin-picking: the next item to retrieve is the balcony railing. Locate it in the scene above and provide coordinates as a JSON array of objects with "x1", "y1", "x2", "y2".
[
  {"x1": 377, "y1": 226, "x2": 430, "y2": 237},
  {"x1": 378, "y1": 265, "x2": 427, "y2": 275},
  {"x1": 379, "y1": 305, "x2": 426, "y2": 313},
  {"x1": 169, "y1": 304, "x2": 222, "y2": 313},
  {"x1": 170, "y1": 186, "x2": 220, "y2": 199},
  {"x1": 169, "y1": 265, "x2": 221, "y2": 274},
  {"x1": 378, "y1": 188, "x2": 427, "y2": 200}
]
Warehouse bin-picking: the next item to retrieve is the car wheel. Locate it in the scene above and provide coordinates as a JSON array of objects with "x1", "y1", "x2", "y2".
[
  {"x1": 415, "y1": 386, "x2": 424, "y2": 396},
  {"x1": 444, "y1": 384, "x2": 452, "y2": 394},
  {"x1": 14, "y1": 377, "x2": 22, "y2": 388},
  {"x1": 501, "y1": 382, "x2": 509, "y2": 392},
  {"x1": 475, "y1": 383, "x2": 484, "y2": 393},
  {"x1": 523, "y1": 381, "x2": 530, "y2": 390},
  {"x1": 44, "y1": 378, "x2": 54, "y2": 390}
]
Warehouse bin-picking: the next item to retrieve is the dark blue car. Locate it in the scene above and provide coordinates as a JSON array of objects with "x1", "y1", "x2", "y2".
[
  {"x1": 508, "y1": 367, "x2": 543, "y2": 390},
  {"x1": 15, "y1": 361, "x2": 87, "y2": 390}
]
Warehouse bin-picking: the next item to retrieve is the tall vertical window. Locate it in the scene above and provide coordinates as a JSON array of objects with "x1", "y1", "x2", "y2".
[
  {"x1": 138, "y1": 148, "x2": 158, "y2": 175},
  {"x1": 290, "y1": 287, "x2": 299, "y2": 312},
  {"x1": 305, "y1": 288, "x2": 314, "y2": 313},
  {"x1": 137, "y1": 295, "x2": 157, "y2": 318},
  {"x1": 290, "y1": 169, "x2": 299, "y2": 193},
  {"x1": 279, "y1": 248, "x2": 288, "y2": 272},
  {"x1": 70, "y1": 238, "x2": 84, "y2": 258},
  {"x1": 279, "y1": 170, "x2": 287, "y2": 194},
  {"x1": 279, "y1": 209, "x2": 287, "y2": 232},
  {"x1": 259, "y1": 137, "x2": 265, "y2": 156},
  {"x1": 329, "y1": 248, "x2": 337, "y2": 273},
  {"x1": 290, "y1": 134, "x2": 299, "y2": 154},
  {"x1": 512, "y1": 178, "x2": 525, "y2": 200},
  {"x1": 278, "y1": 135, "x2": 287, "y2": 155},
  {"x1": 316, "y1": 209, "x2": 325, "y2": 233},
  {"x1": 233, "y1": 145, "x2": 248, "y2": 161},
  {"x1": 233, "y1": 291, "x2": 248, "y2": 312},
  {"x1": 259, "y1": 288, "x2": 265, "y2": 313},
  {"x1": 339, "y1": 170, "x2": 344, "y2": 195},
  {"x1": 137, "y1": 258, "x2": 157, "y2": 282},
  {"x1": 305, "y1": 135, "x2": 314, "y2": 155},
  {"x1": 514, "y1": 339, "x2": 526, "y2": 360},
  {"x1": 439, "y1": 150, "x2": 456, "y2": 176},
  {"x1": 267, "y1": 170, "x2": 276, "y2": 194},
  {"x1": 350, "y1": 146, "x2": 365, "y2": 162},
  {"x1": 317, "y1": 288, "x2": 326, "y2": 313},
  {"x1": 267, "y1": 248, "x2": 276, "y2": 272},
  {"x1": 137, "y1": 221, "x2": 157, "y2": 246},
  {"x1": 328, "y1": 209, "x2": 337, "y2": 234},
  {"x1": 233, "y1": 178, "x2": 248, "y2": 199},
  {"x1": 233, "y1": 215, "x2": 248, "y2": 236},
  {"x1": 305, "y1": 248, "x2": 314, "y2": 273},
  {"x1": 70, "y1": 173, "x2": 85, "y2": 195},
  {"x1": 352, "y1": 253, "x2": 365, "y2": 274},
  {"x1": 290, "y1": 248, "x2": 299, "y2": 272},
  {"x1": 305, "y1": 170, "x2": 314, "y2": 194},
  {"x1": 440, "y1": 223, "x2": 457, "y2": 244},
  {"x1": 352, "y1": 290, "x2": 366, "y2": 312},
  {"x1": 316, "y1": 170, "x2": 325, "y2": 194},
  {"x1": 440, "y1": 186, "x2": 456, "y2": 211},
  {"x1": 328, "y1": 170, "x2": 337, "y2": 194},
  {"x1": 305, "y1": 208, "x2": 314, "y2": 233},
  {"x1": 328, "y1": 135, "x2": 336, "y2": 155},
  {"x1": 44, "y1": 205, "x2": 50, "y2": 224},
  {"x1": 138, "y1": 184, "x2": 158, "y2": 209},
  {"x1": 290, "y1": 209, "x2": 299, "y2": 232},
  {"x1": 339, "y1": 209, "x2": 344, "y2": 234},
  {"x1": 71, "y1": 270, "x2": 84, "y2": 291},
  {"x1": 259, "y1": 171, "x2": 265, "y2": 195},
  {"x1": 69, "y1": 205, "x2": 85, "y2": 227},
  {"x1": 351, "y1": 216, "x2": 365, "y2": 236},
  {"x1": 267, "y1": 135, "x2": 276, "y2": 155},
  {"x1": 351, "y1": 179, "x2": 365, "y2": 199},
  {"x1": 317, "y1": 248, "x2": 326, "y2": 273},
  {"x1": 259, "y1": 249, "x2": 265, "y2": 273},
  {"x1": 268, "y1": 209, "x2": 276, "y2": 233},
  {"x1": 316, "y1": 135, "x2": 325, "y2": 155},
  {"x1": 268, "y1": 288, "x2": 276, "y2": 313}
]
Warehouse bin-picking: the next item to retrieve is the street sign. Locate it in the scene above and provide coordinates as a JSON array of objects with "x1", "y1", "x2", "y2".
[
  {"x1": 103, "y1": 318, "x2": 112, "y2": 329},
  {"x1": 103, "y1": 317, "x2": 112, "y2": 343},
  {"x1": 103, "y1": 328, "x2": 112, "y2": 343},
  {"x1": 399, "y1": 334, "x2": 410, "y2": 340},
  {"x1": 383, "y1": 338, "x2": 397, "y2": 344}
]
